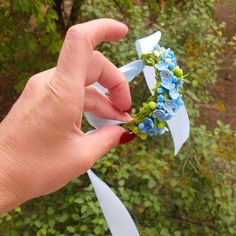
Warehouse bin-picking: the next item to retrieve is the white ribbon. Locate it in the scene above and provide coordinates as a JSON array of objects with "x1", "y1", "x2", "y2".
[{"x1": 85, "y1": 31, "x2": 190, "y2": 235}]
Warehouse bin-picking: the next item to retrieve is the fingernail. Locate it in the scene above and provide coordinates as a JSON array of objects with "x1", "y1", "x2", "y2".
[{"x1": 119, "y1": 131, "x2": 136, "y2": 145}]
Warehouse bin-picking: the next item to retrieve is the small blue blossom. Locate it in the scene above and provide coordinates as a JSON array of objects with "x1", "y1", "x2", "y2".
[
  {"x1": 161, "y1": 77, "x2": 175, "y2": 90},
  {"x1": 160, "y1": 54, "x2": 165, "y2": 61},
  {"x1": 168, "y1": 51, "x2": 175, "y2": 58},
  {"x1": 152, "y1": 109, "x2": 166, "y2": 121},
  {"x1": 149, "y1": 127, "x2": 168, "y2": 136},
  {"x1": 164, "y1": 99, "x2": 176, "y2": 115},
  {"x1": 155, "y1": 61, "x2": 169, "y2": 71},
  {"x1": 157, "y1": 102, "x2": 165, "y2": 109},
  {"x1": 157, "y1": 95, "x2": 165, "y2": 102},
  {"x1": 172, "y1": 76, "x2": 178, "y2": 83},
  {"x1": 176, "y1": 79, "x2": 184, "y2": 89},
  {"x1": 168, "y1": 62, "x2": 176, "y2": 71},
  {"x1": 175, "y1": 96, "x2": 184, "y2": 108},
  {"x1": 157, "y1": 87, "x2": 165, "y2": 94},
  {"x1": 172, "y1": 58, "x2": 177, "y2": 64},
  {"x1": 165, "y1": 114, "x2": 172, "y2": 120},
  {"x1": 169, "y1": 88, "x2": 180, "y2": 99},
  {"x1": 138, "y1": 118, "x2": 154, "y2": 133},
  {"x1": 160, "y1": 69, "x2": 173, "y2": 80},
  {"x1": 149, "y1": 127, "x2": 159, "y2": 136}
]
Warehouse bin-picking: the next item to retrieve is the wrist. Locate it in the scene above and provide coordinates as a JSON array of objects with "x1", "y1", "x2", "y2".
[{"x1": 0, "y1": 140, "x2": 25, "y2": 215}]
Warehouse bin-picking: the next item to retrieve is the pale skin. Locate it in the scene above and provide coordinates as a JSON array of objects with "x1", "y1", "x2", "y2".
[{"x1": 0, "y1": 19, "x2": 134, "y2": 215}]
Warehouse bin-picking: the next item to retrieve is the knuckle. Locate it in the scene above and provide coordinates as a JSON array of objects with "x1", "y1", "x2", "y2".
[
  {"x1": 26, "y1": 75, "x2": 38, "y2": 88},
  {"x1": 65, "y1": 25, "x2": 93, "y2": 51},
  {"x1": 93, "y1": 50, "x2": 104, "y2": 60},
  {"x1": 21, "y1": 75, "x2": 39, "y2": 98},
  {"x1": 67, "y1": 25, "x2": 88, "y2": 42}
]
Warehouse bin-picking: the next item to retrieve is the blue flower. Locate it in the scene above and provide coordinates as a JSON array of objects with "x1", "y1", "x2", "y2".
[
  {"x1": 168, "y1": 62, "x2": 176, "y2": 71},
  {"x1": 176, "y1": 79, "x2": 184, "y2": 89},
  {"x1": 161, "y1": 77, "x2": 175, "y2": 90},
  {"x1": 149, "y1": 127, "x2": 159, "y2": 136},
  {"x1": 175, "y1": 96, "x2": 184, "y2": 109},
  {"x1": 172, "y1": 58, "x2": 177, "y2": 64},
  {"x1": 150, "y1": 127, "x2": 169, "y2": 136},
  {"x1": 160, "y1": 69, "x2": 173, "y2": 80},
  {"x1": 152, "y1": 109, "x2": 166, "y2": 121},
  {"x1": 160, "y1": 54, "x2": 166, "y2": 61},
  {"x1": 155, "y1": 61, "x2": 169, "y2": 71},
  {"x1": 164, "y1": 99, "x2": 176, "y2": 115},
  {"x1": 168, "y1": 51, "x2": 175, "y2": 58},
  {"x1": 138, "y1": 118, "x2": 154, "y2": 133},
  {"x1": 157, "y1": 95, "x2": 165, "y2": 102},
  {"x1": 157, "y1": 87, "x2": 165, "y2": 94},
  {"x1": 165, "y1": 114, "x2": 172, "y2": 120},
  {"x1": 157, "y1": 102, "x2": 165, "y2": 109},
  {"x1": 172, "y1": 76, "x2": 178, "y2": 83},
  {"x1": 169, "y1": 88, "x2": 180, "y2": 99}
]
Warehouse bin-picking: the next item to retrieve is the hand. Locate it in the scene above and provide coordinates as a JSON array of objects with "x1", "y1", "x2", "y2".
[{"x1": 0, "y1": 19, "x2": 134, "y2": 214}]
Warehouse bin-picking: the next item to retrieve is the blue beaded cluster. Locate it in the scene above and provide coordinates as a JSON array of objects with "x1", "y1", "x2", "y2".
[{"x1": 124, "y1": 43, "x2": 187, "y2": 140}]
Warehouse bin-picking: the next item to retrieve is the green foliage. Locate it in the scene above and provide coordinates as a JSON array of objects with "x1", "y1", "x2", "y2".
[
  {"x1": 0, "y1": 0, "x2": 235, "y2": 235},
  {"x1": 0, "y1": 0, "x2": 62, "y2": 94}
]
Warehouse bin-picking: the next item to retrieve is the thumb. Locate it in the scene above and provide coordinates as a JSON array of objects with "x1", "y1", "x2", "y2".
[{"x1": 84, "y1": 126, "x2": 135, "y2": 162}]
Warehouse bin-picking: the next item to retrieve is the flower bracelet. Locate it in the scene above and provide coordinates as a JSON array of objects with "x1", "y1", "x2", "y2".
[{"x1": 123, "y1": 44, "x2": 188, "y2": 140}]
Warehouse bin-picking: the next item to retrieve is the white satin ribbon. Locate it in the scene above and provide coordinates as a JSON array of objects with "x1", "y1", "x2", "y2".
[
  {"x1": 85, "y1": 31, "x2": 190, "y2": 235},
  {"x1": 87, "y1": 170, "x2": 140, "y2": 236}
]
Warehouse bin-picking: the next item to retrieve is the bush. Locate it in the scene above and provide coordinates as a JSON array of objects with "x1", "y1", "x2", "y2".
[{"x1": 0, "y1": 0, "x2": 235, "y2": 235}]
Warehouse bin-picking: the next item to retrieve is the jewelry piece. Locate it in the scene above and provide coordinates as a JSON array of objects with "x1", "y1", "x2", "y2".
[{"x1": 123, "y1": 44, "x2": 188, "y2": 140}]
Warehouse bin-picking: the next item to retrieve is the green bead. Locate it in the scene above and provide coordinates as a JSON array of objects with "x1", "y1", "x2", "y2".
[
  {"x1": 148, "y1": 101, "x2": 157, "y2": 110},
  {"x1": 133, "y1": 127, "x2": 139, "y2": 134},
  {"x1": 172, "y1": 66, "x2": 183, "y2": 77},
  {"x1": 158, "y1": 121, "x2": 165, "y2": 129},
  {"x1": 165, "y1": 58, "x2": 172, "y2": 63}
]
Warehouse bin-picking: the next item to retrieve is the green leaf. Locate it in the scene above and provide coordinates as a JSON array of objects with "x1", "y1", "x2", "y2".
[{"x1": 66, "y1": 226, "x2": 75, "y2": 233}]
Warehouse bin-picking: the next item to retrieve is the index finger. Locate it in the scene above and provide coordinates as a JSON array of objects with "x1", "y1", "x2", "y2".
[{"x1": 52, "y1": 19, "x2": 128, "y2": 98}]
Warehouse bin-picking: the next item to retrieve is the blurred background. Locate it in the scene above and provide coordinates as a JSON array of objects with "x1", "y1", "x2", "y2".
[{"x1": 0, "y1": 0, "x2": 235, "y2": 235}]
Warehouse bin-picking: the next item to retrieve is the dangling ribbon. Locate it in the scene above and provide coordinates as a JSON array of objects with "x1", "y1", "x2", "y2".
[{"x1": 85, "y1": 31, "x2": 190, "y2": 235}]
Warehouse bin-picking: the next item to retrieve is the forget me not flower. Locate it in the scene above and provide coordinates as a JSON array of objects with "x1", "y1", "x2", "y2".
[
  {"x1": 175, "y1": 96, "x2": 184, "y2": 109},
  {"x1": 152, "y1": 109, "x2": 166, "y2": 121},
  {"x1": 157, "y1": 95, "x2": 165, "y2": 102},
  {"x1": 157, "y1": 87, "x2": 165, "y2": 94},
  {"x1": 160, "y1": 69, "x2": 173, "y2": 80},
  {"x1": 138, "y1": 118, "x2": 154, "y2": 133},
  {"x1": 164, "y1": 99, "x2": 176, "y2": 115},
  {"x1": 155, "y1": 61, "x2": 169, "y2": 71},
  {"x1": 169, "y1": 88, "x2": 180, "y2": 99},
  {"x1": 160, "y1": 70, "x2": 176, "y2": 89},
  {"x1": 176, "y1": 79, "x2": 184, "y2": 89}
]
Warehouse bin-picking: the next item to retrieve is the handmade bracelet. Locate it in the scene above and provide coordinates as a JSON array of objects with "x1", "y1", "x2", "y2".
[{"x1": 123, "y1": 44, "x2": 188, "y2": 140}]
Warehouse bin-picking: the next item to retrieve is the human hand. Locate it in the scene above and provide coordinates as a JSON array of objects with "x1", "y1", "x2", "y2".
[{"x1": 0, "y1": 19, "x2": 134, "y2": 214}]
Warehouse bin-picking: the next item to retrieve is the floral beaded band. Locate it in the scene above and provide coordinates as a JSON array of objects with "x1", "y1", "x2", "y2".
[{"x1": 124, "y1": 44, "x2": 188, "y2": 140}]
